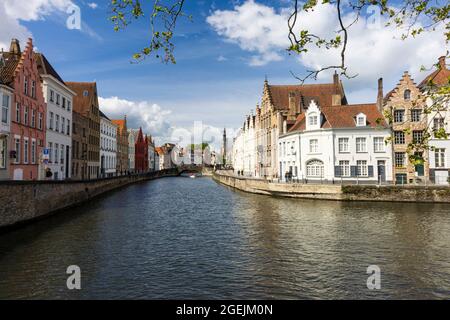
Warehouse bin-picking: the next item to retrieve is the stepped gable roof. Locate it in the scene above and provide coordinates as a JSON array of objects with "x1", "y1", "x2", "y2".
[{"x1": 288, "y1": 103, "x2": 387, "y2": 132}]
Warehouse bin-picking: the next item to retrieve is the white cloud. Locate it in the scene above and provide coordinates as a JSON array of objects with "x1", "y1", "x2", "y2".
[
  {"x1": 207, "y1": 0, "x2": 288, "y2": 66},
  {"x1": 87, "y1": 2, "x2": 98, "y2": 9},
  {"x1": 99, "y1": 97, "x2": 173, "y2": 144},
  {"x1": 217, "y1": 55, "x2": 228, "y2": 62},
  {"x1": 207, "y1": 1, "x2": 448, "y2": 100}
]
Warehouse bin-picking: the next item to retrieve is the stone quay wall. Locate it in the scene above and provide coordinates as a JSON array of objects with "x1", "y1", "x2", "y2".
[
  {"x1": 0, "y1": 169, "x2": 178, "y2": 229},
  {"x1": 213, "y1": 171, "x2": 450, "y2": 203}
]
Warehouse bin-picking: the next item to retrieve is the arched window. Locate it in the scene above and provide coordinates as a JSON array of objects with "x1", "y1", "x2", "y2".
[
  {"x1": 404, "y1": 89, "x2": 411, "y2": 101},
  {"x1": 306, "y1": 159, "x2": 324, "y2": 177}
]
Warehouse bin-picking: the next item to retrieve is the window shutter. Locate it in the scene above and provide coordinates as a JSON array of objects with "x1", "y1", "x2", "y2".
[
  {"x1": 368, "y1": 166, "x2": 374, "y2": 177},
  {"x1": 335, "y1": 166, "x2": 341, "y2": 177},
  {"x1": 350, "y1": 166, "x2": 357, "y2": 177}
]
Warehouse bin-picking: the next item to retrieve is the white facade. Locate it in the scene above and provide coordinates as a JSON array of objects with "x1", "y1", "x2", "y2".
[
  {"x1": 148, "y1": 140, "x2": 155, "y2": 172},
  {"x1": 426, "y1": 96, "x2": 450, "y2": 185},
  {"x1": 100, "y1": 114, "x2": 117, "y2": 177},
  {"x1": 232, "y1": 116, "x2": 257, "y2": 176},
  {"x1": 154, "y1": 152, "x2": 160, "y2": 171},
  {"x1": 128, "y1": 129, "x2": 136, "y2": 171},
  {"x1": 278, "y1": 101, "x2": 393, "y2": 183},
  {"x1": 42, "y1": 75, "x2": 74, "y2": 180},
  {"x1": 0, "y1": 84, "x2": 12, "y2": 180}
]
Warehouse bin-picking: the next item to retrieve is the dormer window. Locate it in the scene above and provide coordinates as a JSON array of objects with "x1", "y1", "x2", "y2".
[
  {"x1": 83, "y1": 90, "x2": 89, "y2": 97},
  {"x1": 309, "y1": 113, "x2": 318, "y2": 126},
  {"x1": 404, "y1": 89, "x2": 411, "y2": 101},
  {"x1": 356, "y1": 113, "x2": 366, "y2": 127}
]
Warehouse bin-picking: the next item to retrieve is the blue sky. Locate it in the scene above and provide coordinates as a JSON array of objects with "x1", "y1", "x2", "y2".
[{"x1": 0, "y1": 0, "x2": 447, "y2": 147}]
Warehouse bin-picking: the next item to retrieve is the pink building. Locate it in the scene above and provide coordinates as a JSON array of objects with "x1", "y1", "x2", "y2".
[{"x1": 5, "y1": 39, "x2": 46, "y2": 180}]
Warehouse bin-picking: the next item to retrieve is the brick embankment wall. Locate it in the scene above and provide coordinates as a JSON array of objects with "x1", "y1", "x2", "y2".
[
  {"x1": 213, "y1": 171, "x2": 450, "y2": 203},
  {"x1": 0, "y1": 169, "x2": 178, "y2": 229}
]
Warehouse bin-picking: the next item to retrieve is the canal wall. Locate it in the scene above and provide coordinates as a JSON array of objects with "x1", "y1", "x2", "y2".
[
  {"x1": 213, "y1": 171, "x2": 450, "y2": 203},
  {"x1": 0, "y1": 169, "x2": 179, "y2": 230}
]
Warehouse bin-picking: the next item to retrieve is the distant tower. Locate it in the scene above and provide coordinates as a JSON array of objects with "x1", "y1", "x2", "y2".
[{"x1": 222, "y1": 128, "x2": 227, "y2": 166}]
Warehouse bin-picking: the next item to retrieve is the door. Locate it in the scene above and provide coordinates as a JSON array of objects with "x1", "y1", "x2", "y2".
[{"x1": 377, "y1": 160, "x2": 386, "y2": 183}]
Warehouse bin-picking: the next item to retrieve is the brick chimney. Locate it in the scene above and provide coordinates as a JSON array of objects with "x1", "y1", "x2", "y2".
[
  {"x1": 332, "y1": 71, "x2": 342, "y2": 106},
  {"x1": 288, "y1": 92, "x2": 296, "y2": 120},
  {"x1": 439, "y1": 56, "x2": 447, "y2": 69},
  {"x1": 9, "y1": 39, "x2": 21, "y2": 55},
  {"x1": 376, "y1": 78, "x2": 383, "y2": 112}
]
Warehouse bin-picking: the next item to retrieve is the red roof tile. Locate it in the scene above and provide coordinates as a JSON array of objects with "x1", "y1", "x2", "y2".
[{"x1": 419, "y1": 56, "x2": 450, "y2": 88}]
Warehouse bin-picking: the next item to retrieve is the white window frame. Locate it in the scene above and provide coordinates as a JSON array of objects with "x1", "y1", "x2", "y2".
[
  {"x1": 356, "y1": 137, "x2": 367, "y2": 153},
  {"x1": 374, "y1": 137, "x2": 385, "y2": 152},
  {"x1": 338, "y1": 137, "x2": 349, "y2": 153}
]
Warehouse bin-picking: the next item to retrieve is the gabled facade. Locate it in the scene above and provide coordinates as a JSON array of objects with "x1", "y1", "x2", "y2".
[
  {"x1": 278, "y1": 100, "x2": 392, "y2": 183},
  {"x1": 134, "y1": 127, "x2": 148, "y2": 172},
  {"x1": 100, "y1": 110, "x2": 117, "y2": 177},
  {"x1": 419, "y1": 56, "x2": 450, "y2": 184},
  {"x1": 127, "y1": 129, "x2": 136, "y2": 171},
  {"x1": 256, "y1": 74, "x2": 347, "y2": 179},
  {"x1": 66, "y1": 82, "x2": 100, "y2": 180},
  {"x1": 232, "y1": 114, "x2": 257, "y2": 176},
  {"x1": 36, "y1": 53, "x2": 74, "y2": 180},
  {"x1": 4, "y1": 39, "x2": 46, "y2": 180},
  {"x1": 111, "y1": 117, "x2": 129, "y2": 174},
  {"x1": 384, "y1": 72, "x2": 428, "y2": 184},
  {"x1": 71, "y1": 110, "x2": 88, "y2": 180}
]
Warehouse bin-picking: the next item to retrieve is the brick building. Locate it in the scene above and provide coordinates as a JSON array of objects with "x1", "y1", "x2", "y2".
[
  {"x1": 111, "y1": 117, "x2": 129, "y2": 174},
  {"x1": 134, "y1": 127, "x2": 148, "y2": 172},
  {"x1": 66, "y1": 82, "x2": 100, "y2": 179},
  {"x1": 71, "y1": 111, "x2": 88, "y2": 180}
]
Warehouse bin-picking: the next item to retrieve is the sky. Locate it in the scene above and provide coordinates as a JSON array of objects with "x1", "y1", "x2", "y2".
[{"x1": 0, "y1": 0, "x2": 448, "y2": 150}]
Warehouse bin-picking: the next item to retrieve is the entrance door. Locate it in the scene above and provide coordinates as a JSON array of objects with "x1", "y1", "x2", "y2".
[{"x1": 377, "y1": 160, "x2": 386, "y2": 183}]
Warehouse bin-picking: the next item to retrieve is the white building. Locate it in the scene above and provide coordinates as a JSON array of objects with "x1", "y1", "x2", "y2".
[
  {"x1": 278, "y1": 101, "x2": 393, "y2": 183},
  {"x1": 36, "y1": 53, "x2": 74, "y2": 180},
  {"x1": 100, "y1": 111, "x2": 117, "y2": 177},
  {"x1": 420, "y1": 56, "x2": 450, "y2": 185},
  {"x1": 232, "y1": 115, "x2": 257, "y2": 176},
  {"x1": 128, "y1": 129, "x2": 137, "y2": 172},
  {"x1": 148, "y1": 135, "x2": 155, "y2": 172},
  {"x1": 0, "y1": 70, "x2": 13, "y2": 180}
]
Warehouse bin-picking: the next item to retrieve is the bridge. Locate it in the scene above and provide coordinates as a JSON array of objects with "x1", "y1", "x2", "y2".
[{"x1": 177, "y1": 165, "x2": 214, "y2": 176}]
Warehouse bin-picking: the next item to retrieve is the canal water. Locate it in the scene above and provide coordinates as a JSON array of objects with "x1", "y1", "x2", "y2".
[{"x1": 0, "y1": 177, "x2": 449, "y2": 299}]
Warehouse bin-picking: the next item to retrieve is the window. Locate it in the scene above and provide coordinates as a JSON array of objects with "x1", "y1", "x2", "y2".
[
  {"x1": 31, "y1": 80, "x2": 36, "y2": 98},
  {"x1": 357, "y1": 160, "x2": 368, "y2": 176},
  {"x1": 62, "y1": 97, "x2": 66, "y2": 109},
  {"x1": 357, "y1": 115, "x2": 366, "y2": 126},
  {"x1": 55, "y1": 143, "x2": 59, "y2": 163},
  {"x1": 404, "y1": 89, "x2": 411, "y2": 100},
  {"x1": 38, "y1": 112, "x2": 43, "y2": 130},
  {"x1": 16, "y1": 103, "x2": 20, "y2": 122},
  {"x1": 435, "y1": 148, "x2": 445, "y2": 168},
  {"x1": 411, "y1": 109, "x2": 421, "y2": 122},
  {"x1": 31, "y1": 140, "x2": 36, "y2": 164},
  {"x1": 374, "y1": 137, "x2": 385, "y2": 152},
  {"x1": 50, "y1": 90, "x2": 54, "y2": 102},
  {"x1": 48, "y1": 142, "x2": 53, "y2": 163},
  {"x1": 67, "y1": 120, "x2": 70, "y2": 135},
  {"x1": 61, "y1": 117, "x2": 65, "y2": 134},
  {"x1": 24, "y1": 106, "x2": 29, "y2": 125},
  {"x1": 0, "y1": 137, "x2": 6, "y2": 168},
  {"x1": 56, "y1": 94, "x2": 60, "y2": 105},
  {"x1": 306, "y1": 160, "x2": 324, "y2": 177},
  {"x1": 60, "y1": 145, "x2": 64, "y2": 164},
  {"x1": 356, "y1": 137, "x2": 367, "y2": 152},
  {"x1": 83, "y1": 90, "x2": 89, "y2": 97},
  {"x1": 67, "y1": 101, "x2": 71, "y2": 111},
  {"x1": 49, "y1": 112, "x2": 54, "y2": 130},
  {"x1": 394, "y1": 110, "x2": 405, "y2": 123},
  {"x1": 309, "y1": 139, "x2": 318, "y2": 153},
  {"x1": 24, "y1": 139, "x2": 29, "y2": 164},
  {"x1": 433, "y1": 117, "x2": 445, "y2": 131},
  {"x1": 31, "y1": 110, "x2": 36, "y2": 127},
  {"x1": 338, "y1": 138, "x2": 349, "y2": 153},
  {"x1": 1, "y1": 94, "x2": 9, "y2": 123},
  {"x1": 15, "y1": 138, "x2": 20, "y2": 164},
  {"x1": 339, "y1": 160, "x2": 350, "y2": 177},
  {"x1": 395, "y1": 152, "x2": 406, "y2": 168},
  {"x1": 413, "y1": 130, "x2": 423, "y2": 144},
  {"x1": 55, "y1": 115, "x2": 59, "y2": 132},
  {"x1": 394, "y1": 131, "x2": 405, "y2": 144},
  {"x1": 309, "y1": 114, "x2": 318, "y2": 126},
  {"x1": 24, "y1": 76, "x2": 28, "y2": 95}
]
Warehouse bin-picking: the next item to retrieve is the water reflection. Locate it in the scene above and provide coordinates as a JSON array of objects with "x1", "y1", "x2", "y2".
[{"x1": 0, "y1": 177, "x2": 449, "y2": 299}]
